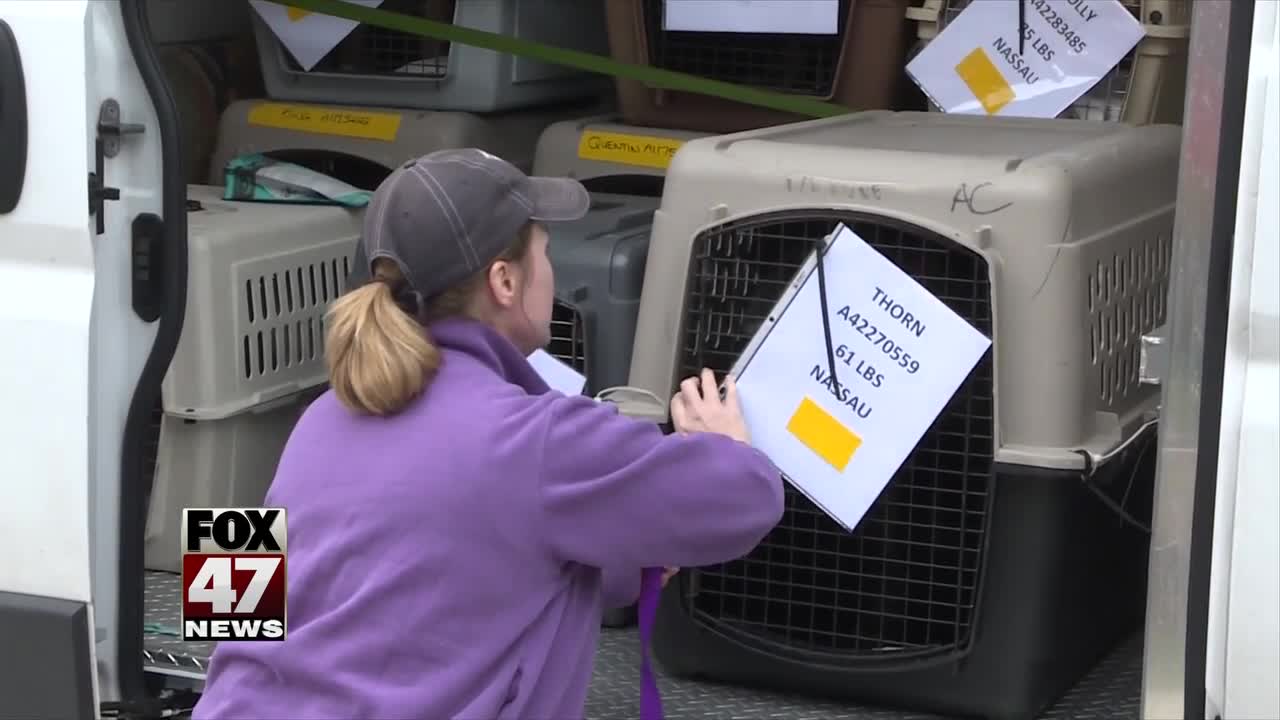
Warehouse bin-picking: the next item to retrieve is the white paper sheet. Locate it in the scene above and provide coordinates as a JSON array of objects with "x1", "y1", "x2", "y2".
[
  {"x1": 906, "y1": 0, "x2": 1144, "y2": 118},
  {"x1": 249, "y1": 0, "x2": 386, "y2": 72},
  {"x1": 731, "y1": 224, "x2": 991, "y2": 531},
  {"x1": 527, "y1": 349, "x2": 587, "y2": 397},
  {"x1": 663, "y1": 0, "x2": 839, "y2": 35}
]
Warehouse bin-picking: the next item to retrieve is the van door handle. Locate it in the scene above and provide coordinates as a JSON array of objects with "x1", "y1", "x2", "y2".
[{"x1": 0, "y1": 19, "x2": 28, "y2": 215}]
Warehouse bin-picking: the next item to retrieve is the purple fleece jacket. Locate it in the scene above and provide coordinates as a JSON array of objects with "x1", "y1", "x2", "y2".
[{"x1": 192, "y1": 318, "x2": 784, "y2": 720}]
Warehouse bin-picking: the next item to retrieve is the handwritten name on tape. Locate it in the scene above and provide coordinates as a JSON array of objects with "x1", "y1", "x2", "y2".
[
  {"x1": 247, "y1": 102, "x2": 402, "y2": 142},
  {"x1": 577, "y1": 131, "x2": 685, "y2": 171}
]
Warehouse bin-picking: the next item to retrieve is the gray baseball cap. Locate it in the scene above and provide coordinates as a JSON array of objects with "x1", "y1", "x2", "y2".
[{"x1": 359, "y1": 148, "x2": 590, "y2": 301}]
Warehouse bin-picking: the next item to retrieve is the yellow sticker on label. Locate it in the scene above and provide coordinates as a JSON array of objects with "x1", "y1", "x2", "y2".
[
  {"x1": 786, "y1": 396, "x2": 862, "y2": 472},
  {"x1": 247, "y1": 103, "x2": 402, "y2": 143},
  {"x1": 954, "y1": 48, "x2": 1015, "y2": 116},
  {"x1": 285, "y1": 7, "x2": 311, "y2": 21},
  {"x1": 576, "y1": 131, "x2": 685, "y2": 170}
]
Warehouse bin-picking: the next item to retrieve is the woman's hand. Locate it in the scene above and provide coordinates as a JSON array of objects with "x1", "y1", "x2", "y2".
[
  {"x1": 670, "y1": 368, "x2": 750, "y2": 444},
  {"x1": 661, "y1": 567, "x2": 679, "y2": 587}
]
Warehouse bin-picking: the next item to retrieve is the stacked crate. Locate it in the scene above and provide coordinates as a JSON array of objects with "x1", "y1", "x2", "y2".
[{"x1": 144, "y1": 186, "x2": 365, "y2": 572}]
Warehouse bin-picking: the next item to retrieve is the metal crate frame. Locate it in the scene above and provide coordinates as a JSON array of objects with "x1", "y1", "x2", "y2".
[{"x1": 549, "y1": 298, "x2": 588, "y2": 374}]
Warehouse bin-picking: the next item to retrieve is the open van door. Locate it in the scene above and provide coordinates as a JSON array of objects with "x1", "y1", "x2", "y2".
[
  {"x1": 0, "y1": 1, "x2": 185, "y2": 717},
  {"x1": 1202, "y1": 4, "x2": 1280, "y2": 718}
]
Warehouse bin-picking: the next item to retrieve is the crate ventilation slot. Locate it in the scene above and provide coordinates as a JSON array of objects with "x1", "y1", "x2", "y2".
[{"x1": 242, "y1": 255, "x2": 352, "y2": 380}]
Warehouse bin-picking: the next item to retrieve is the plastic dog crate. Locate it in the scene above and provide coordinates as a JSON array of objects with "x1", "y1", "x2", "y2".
[
  {"x1": 626, "y1": 111, "x2": 1179, "y2": 719},
  {"x1": 554, "y1": 191, "x2": 660, "y2": 627},
  {"x1": 143, "y1": 391, "x2": 319, "y2": 573},
  {"x1": 162, "y1": 185, "x2": 364, "y2": 420},
  {"x1": 603, "y1": 0, "x2": 912, "y2": 133},
  {"x1": 532, "y1": 115, "x2": 708, "y2": 193},
  {"x1": 145, "y1": 186, "x2": 365, "y2": 571},
  {"x1": 251, "y1": 0, "x2": 610, "y2": 113},
  {"x1": 208, "y1": 98, "x2": 607, "y2": 187},
  {"x1": 550, "y1": 193, "x2": 660, "y2": 397},
  {"x1": 906, "y1": 0, "x2": 1190, "y2": 124}
]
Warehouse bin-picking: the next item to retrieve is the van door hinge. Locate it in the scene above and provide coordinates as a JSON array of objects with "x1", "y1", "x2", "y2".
[{"x1": 88, "y1": 99, "x2": 145, "y2": 235}]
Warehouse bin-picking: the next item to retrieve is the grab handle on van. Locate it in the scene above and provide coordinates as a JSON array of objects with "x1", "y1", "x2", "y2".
[{"x1": 0, "y1": 19, "x2": 27, "y2": 215}]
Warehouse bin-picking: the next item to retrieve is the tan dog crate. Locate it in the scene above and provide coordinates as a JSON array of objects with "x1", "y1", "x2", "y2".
[
  {"x1": 629, "y1": 110, "x2": 1177, "y2": 718},
  {"x1": 144, "y1": 186, "x2": 364, "y2": 572}
]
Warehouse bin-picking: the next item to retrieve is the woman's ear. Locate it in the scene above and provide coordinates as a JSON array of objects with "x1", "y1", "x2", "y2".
[{"x1": 486, "y1": 260, "x2": 519, "y2": 308}]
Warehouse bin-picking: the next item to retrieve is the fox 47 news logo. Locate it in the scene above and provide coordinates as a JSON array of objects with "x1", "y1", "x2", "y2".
[{"x1": 181, "y1": 508, "x2": 287, "y2": 642}]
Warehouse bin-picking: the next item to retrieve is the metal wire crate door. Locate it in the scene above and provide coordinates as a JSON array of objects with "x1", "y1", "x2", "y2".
[
  {"x1": 549, "y1": 299, "x2": 588, "y2": 374},
  {"x1": 677, "y1": 211, "x2": 995, "y2": 663}
]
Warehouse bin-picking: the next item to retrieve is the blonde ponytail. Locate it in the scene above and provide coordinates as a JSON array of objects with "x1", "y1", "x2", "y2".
[
  {"x1": 326, "y1": 227, "x2": 538, "y2": 416},
  {"x1": 325, "y1": 261, "x2": 440, "y2": 416}
]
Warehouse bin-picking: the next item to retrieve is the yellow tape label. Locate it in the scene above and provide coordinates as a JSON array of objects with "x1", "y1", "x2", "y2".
[
  {"x1": 247, "y1": 102, "x2": 402, "y2": 143},
  {"x1": 577, "y1": 131, "x2": 685, "y2": 170},
  {"x1": 954, "y1": 48, "x2": 1015, "y2": 116},
  {"x1": 286, "y1": 7, "x2": 311, "y2": 21},
  {"x1": 786, "y1": 396, "x2": 862, "y2": 472}
]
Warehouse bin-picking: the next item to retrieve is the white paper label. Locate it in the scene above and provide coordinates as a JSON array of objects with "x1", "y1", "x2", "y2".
[
  {"x1": 732, "y1": 224, "x2": 991, "y2": 531},
  {"x1": 663, "y1": 0, "x2": 839, "y2": 35},
  {"x1": 250, "y1": 0, "x2": 387, "y2": 73},
  {"x1": 906, "y1": 0, "x2": 1145, "y2": 119},
  {"x1": 528, "y1": 349, "x2": 587, "y2": 397}
]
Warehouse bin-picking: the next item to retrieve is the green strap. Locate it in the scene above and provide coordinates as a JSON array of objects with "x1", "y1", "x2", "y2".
[
  {"x1": 144, "y1": 623, "x2": 181, "y2": 638},
  {"x1": 259, "y1": 0, "x2": 852, "y2": 118}
]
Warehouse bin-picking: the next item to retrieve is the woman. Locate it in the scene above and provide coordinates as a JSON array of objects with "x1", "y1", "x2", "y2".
[{"x1": 192, "y1": 149, "x2": 784, "y2": 720}]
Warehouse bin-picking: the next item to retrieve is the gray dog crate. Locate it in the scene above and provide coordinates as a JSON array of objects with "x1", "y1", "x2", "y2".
[
  {"x1": 343, "y1": 192, "x2": 656, "y2": 398},
  {"x1": 250, "y1": 0, "x2": 610, "y2": 113},
  {"x1": 549, "y1": 193, "x2": 660, "y2": 397},
  {"x1": 551, "y1": 192, "x2": 660, "y2": 627}
]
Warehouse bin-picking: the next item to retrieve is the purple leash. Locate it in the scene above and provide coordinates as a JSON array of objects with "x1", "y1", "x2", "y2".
[{"x1": 638, "y1": 567, "x2": 665, "y2": 720}]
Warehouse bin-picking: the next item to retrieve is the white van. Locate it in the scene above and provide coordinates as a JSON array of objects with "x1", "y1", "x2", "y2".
[{"x1": 0, "y1": 1, "x2": 1274, "y2": 719}]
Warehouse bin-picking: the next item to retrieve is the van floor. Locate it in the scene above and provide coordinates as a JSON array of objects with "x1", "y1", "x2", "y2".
[{"x1": 143, "y1": 570, "x2": 1144, "y2": 719}]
